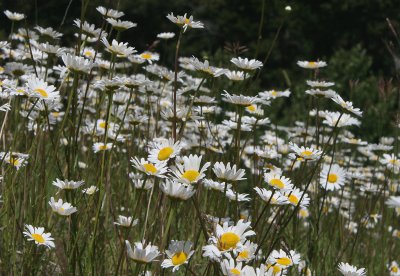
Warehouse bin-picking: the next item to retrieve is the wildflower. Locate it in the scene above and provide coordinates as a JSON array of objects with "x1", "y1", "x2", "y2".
[
  {"x1": 381, "y1": 153, "x2": 400, "y2": 172},
  {"x1": 172, "y1": 154, "x2": 210, "y2": 184},
  {"x1": 214, "y1": 219, "x2": 255, "y2": 251},
  {"x1": 101, "y1": 38, "x2": 136, "y2": 57},
  {"x1": 254, "y1": 187, "x2": 288, "y2": 205},
  {"x1": 131, "y1": 157, "x2": 168, "y2": 178},
  {"x1": 284, "y1": 188, "x2": 310, "y2": 207},
  {"x1": 136, "y1": 52, "x2": 160, "y2": 64},
  {"x1": 323, "y1": 112, "x2": 360, "y2": 128},
  {"x1": 297, "y1": 60, "x2": 327, "y2": 69},
  {"x1": 125, "y1": 240, "x2": 160, "y2": 263},
  {"x1": 52, "y1": 178, "x2": 85, "y2": 190},
  {"x1": 96, "y1": 6, "x2": 124, "y2": 19},
  {"x1": 222, "y1": 90, "x2": 258, "y2": 106},
  {"x1": 337, "y1": 262, "x2": 366, "y2": 276},
  {"x1": 320, "y1": 164, "x2": 347, "y2": 191},
  {"x1": 48, "y1": 197, "x2": 77, "y2": 216},
  {"x1": 4, "y1": 10, "x2": 25, "y2": 21},
  {"x1": 26, "y1": 76, "x2": 60, "y2": 101},
  {"x1": 306, "y1": 80, "x2": 335, "y2": 87},
  {"x1": 82, "y1": 186, "x2": 99, "y2": 195},
  {"x1": 289, "y1": 142, "x2": 322, "y2": 161},
  {"x1": 231, "y1": 57, "x2": 263, "y2": 71},
  {"x1": 62, "y1": 53, "x2": 95, "y2": 74},
  {"x1": 161, "y1": 240, "x2": 194, "y2": 272},
  {"x1": 106, "y1": 18, "x2": 137, "y2": 31},
  {"x1": 259, "y1": 89, "x2": 291, "y2": 100},
  {"x1": 148, "y1": 138, "x2": 182, "y2": 162},
  {"x1": 157, "y1": 32, "x2": 175, "y2": 39},
  {"x1": 225, "y1": 189, "x2": 250, "y2": 201},
  {"x1": 93, "y1": 142, "x2": 112, "y2": 153},
  {"x1": 114, "y1": 215, "x2": 138, "y2": 227},
  {"x1": 213, "y1": 162, "x2": 246, "y2": 182},
  {"x1": 220, "y1": 258, "x2": 247, "y2": 275},
  {"x1": 160, "y1": 180, "x2": 196, "y2": 200},
  {"x1": 23, "y1": 225, "x2": 55, "y2": 249},
  {"x1": 267, "y1": 249, "x2": 301, "y2": 269},
  {"x1": 389, "y1": 261, "x2": 400, "y2": 276},
  {"x1": 264, "y1": 172, "x2": 293, "y2": 191},
  {"x1": 166, "y1": 13, "x2": 204, "y2": 32},
  {"x1": 332, "y1": 94, "x2": 363, "y2": 117},
  {"x1": 225, "y1": 70, "x2": 247, "y2": 81}
]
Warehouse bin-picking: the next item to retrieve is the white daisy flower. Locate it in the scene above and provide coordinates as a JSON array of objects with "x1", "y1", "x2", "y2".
[
  {"x1": 26, "y1": 76, "x2": 60, "y2": 101},
  {"x1": 125, "y1": 240, "x2": 160, "y2": 263},
  {"x1": 283, "y1": 188, "x2": 310, "y2": 207},
  {"x1": 106, "y1": 18, "x2": 137, "y2": 31},
  {"x1": 23, "y1": 225, "x2": 55, "y2": 249},
  {"x1": 101, "y1": 38, "x2": 136, "y2": 57},
  {"x1": 4, "y1": 10, "x2": 25, "y2": 21},
  {"x1": 289, "y1": 142, "x2": 322, "y2": 161},
  {"x1": 130, "y1": 157, "x2": 168, "y2": 178},
  {"x1": 96, "y1": 6, "x2": 124, "y2": 19},
  {"x1": 148, "y1": 138, "x2": 182, "y2": 163},
  {"x1": 161, "y1": 240, "x2": 194, "y2": 272},
  {"x1": 52, "y1": 178, "x2": 85, "y2": 190},
  {"x1": 254, "y1": 187, "x2": 288, "y2": 205},
  {"x1": 93, "y1": 142, "x2": 113, "y2": 153},
  {"x1": 231, "y1": 57, "x2": 263, "y2": 71},
  {"x1": 166, "y1": 13, "x2": 204, "y2": 32},
  {"x1": 172, "y1": 154, "x2": 210, "y2": 184},
  {"x1": 267, "y1": 249, "x2": 301, "y2": 268},
  {"x1": 157, "y1": 32, "x2": 175, "y2": 39},
  {"x1": 48, "y1": 197, "x2": 77, "y2": 216},
  {"x1": 213, "y1": 162, "x2": 246, "y2": 182},
  {"x1": 264, "y1": 172, "x2": 293, "y2": 191},
  {"x1": 320, "y1": 164, "x2": 347, "y2": 191},
  {"x1": 82, "y1": 186, "x2": 99, "y2": 195},
  {"x1": 297, "y1": 60, "x2": 327, "y2": 69},
  {"x1": 160, "y1": 180, "x2": 196, "y2": 200},
  {"x1": 337, "y1": 262, "x2": 366, "y2": 276},
  {"x1": 114, "y1": 215, "x2": 138, "y2": 227}
]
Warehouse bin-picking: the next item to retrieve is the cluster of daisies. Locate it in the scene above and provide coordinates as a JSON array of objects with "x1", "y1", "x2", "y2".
[{"x1": 0, "y1": 5, "x2": 399, "y2": 275}]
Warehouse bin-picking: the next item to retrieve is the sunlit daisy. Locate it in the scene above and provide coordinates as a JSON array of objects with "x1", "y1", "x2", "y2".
[
  {"x1": 283, "y1": 188, "x2": 310, "y2": 207},
  {"x1": 320, "y1": 164, "x2": 347, "y2": 191},
  {"x1": 52, "y1": 178, "x2": 84, "y2": 190},
  {"x1": 161, "y1": 240, "x2": 194, "y2": 272},
  {"x1": 213, "y1": 162, "x2": 246, "y2": 182},
  {"x1": 23, "y1": 225, "x2": 55, "y2": 249},
  {"x1": 114, "y1": 215, "x2": 138, "y2": 227},
  {"x1": 172, "y1": 154, "x2": 210, "y2": 184},
  {"x1": 125, "y1": 240, "x2": 160, "y2": 263},
  {"x1": 26, "y1": 76, "x2": 60, "y2": 101},
  {"x1": 148, "y1": 138, "x2": 182, "y2": 162},
  {"x1": 131, "y1": 157, "x2": 168, "y2": 178},
  {"x1": 264, "y1": 172, "x2": 293, "y2": 191},
  {"x1": 337, "y1": 262, "x2": 366, "y2": 276},
  {"x1": 48, "y1": 197, "x2": 77, "y2": 216},
  {"x1": 297, "y1": 60, "x2": 327, "y2": 69},
  {"x1": 231, "y1": 57, "x2": 263, "y2": 71},
  {"x1": 160, "y1": 179, "x2": 196, "y2": 200}
]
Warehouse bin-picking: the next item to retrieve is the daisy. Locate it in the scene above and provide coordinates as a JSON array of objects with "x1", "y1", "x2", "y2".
[
  {"x1": 52, "y1": 178, "x2": 85, "y2": 190},
  {"x1": 73, "y1": 19, "x2": 103, "y2": 38},
  {"x1": 297, "y1": 60, "x2": 327, "y2": 69},
  {"x1": 166, "y1": 13, "x2": 204, "y2": 32},
  {"x1": 130, "y1": 157, "x2": 168, "y2": 178},
  {"x1": 202, "y1": 179, "x2": 231, "y2": 192},
  {"x1": 23, "y1": 225, "x2": 55, "y2": 249},
  {"x1": 236, "y1": 240, "x2": 257, "y2": 262},
  {"x1": 306, "y1": 80, "x2": 335, "y2": 87},
  {"x1": 172, "y1": 154, "x2": 210, "y2": 184},
  {"x1": 283, "y1": 188, "x2": 310, "y2": 207},
  {"x1": 4, "y1": 10, "x2": 25, "y2": 21},
  {"x1": 92, "y1": 142, "x2": 112, "y2": 153},
  {"x1": 101, "y1": 38, "x2": 136, "y2": 57},
  {"x1": 254, "y1": 187, "x2": 288, "y2": 205},
  {"x1": 305, "y1": 88, "x2": 336, "y2": 98},
  {"x1": 129, "y1": 174, "x2": 154, "y2": 190},
  {"x1": 225, "y1": 189, "x2": 250, "y2": 202},
  {"x1": 96, "y1": 6, "x2": 124, "y2": 19},
  {"x1": 381, "y1": 153, "x2": 400, "y2": 172},
  {"x1": 106, "y1": 18, "x2": 137, "y2": 31},
  {"x1": 160, "y1": 180, "x2": 196, "y2": 200},
  {"x1": 267, "y1": 249, "x2": 301, "y2": 268},
  {"x1": 148, "y1": 138, "x2": 182, "y2": 162},
  {"x1": 289, "y1": 142, "x2": 322, "y2": 161},
  {"x1": 259, "y1": 89, "x2": 291, "y2": 100},
  {"x1": 389, "y1": 261, "x2": 400, "y2": 276},
  {"x1": 189, "y1": 57, "x2": 227, "y2": 77},
  {"x1": 322, "y1": 112, "x2": 360, "y2": 128},
  {"x1": 161, "y1": 240, "x2": 194, "y2": 272},
  {"x1": 125, "y1": 240, "x2": 160, "y2": 263},
  {"x1": 220, "y1": 258, "x2": 247, "y2": 275},
  {"x1": 214, "y1": 219, "x2": 255, "y2": 251},
  {"x1": 136, "y1": 52, "x2": 160, "y2": 64},
  {"x1": 231, "y1": 57, "x2": 263, "y2": 71},
  {"x1": 26, "y1": 76, "x2": 60, "y2": 101},
  {"x1": 332, "y1": 94, "x2": 363, "y2": 117},
  {"x1": 264, "y1": 172, "x2": 293, "y2": 191},
  {"x1": 3, "y1": 154, "x2": 27, "y2": 170},
  {"x1": 82, "y1": 186, "x2": 99, "y2": 195},
  {"x1": 114, "y1": 215, "x2": 138, "y2": 227},
  {"x1": 320, "y1": 164, "x2": 347, "y2": 191},
  {"x1": 62, "y1": 53, "x2": 95, "y2": 74},
  {"x1": 222, "y1": 90, "x2": 258, "y2": 106},
  {"x1": 225, "y1": 70, "x2": 247, "y2": 81},
  {"x1": 337, "y1": 262, "x2": 366, "y2": 276},
  {"x1": 213, "y1": 162, "x2": 246, "y2": 182},
  {"x1": 35, "y1": 26, "x2": 63, "y2": 39},
  {"x1": 157, "y1": 32, "x2": 175, "y2": 39},
  {"x1": 48, "y1": 197, "x2": 77, "y2": 216}
]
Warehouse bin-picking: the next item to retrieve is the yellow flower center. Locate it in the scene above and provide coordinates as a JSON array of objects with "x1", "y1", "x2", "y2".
[
  {"x1": 238, "y1": 250, "x2": 249, "y2": 260},
  {"x1": 392, "y1": 266, "x2": 399, "y2": 273},
  {"x1": 34, "y1": 88, "x2": 48, "y2": 98},
  {"x1": 84, "y1": 51, "x2": 93, "y2": 57},
  {"x1": 99, "y1": 145, "x2": 108, "y2": 151},
  {"x1": 31, "y1": 233, "x2": 45, "y2": 243},
  {"x1": 267, "y1": 264, "x2": 282, "y2": 274},
  {"x1": 276, "y1": 257, "x2": 292, "y2": 266},
  {"x1": 140, "y1": 53, "x2": 152, "y2": 59},
  {"x1": 230, "y1": 268, "x2": 241, "y2": 275},
  {"x1": 143, "y1": 163, "x2": 157, "y2": 174},
  {"x1": 246, "y1": 105, "x2": 256, "y2": 112},
  {"x1": 171, "y1": 251, "x2": 187, "y2": 265},
  {"x1": 299, "y1": 209, "x2": 309, "y2": 218},
  {"x1": 288, "y1": 194, "x2": 299, "y2": 205},
  {"x1": 184, "y1": 18, "x2": 190, "y2": 24},
  {"x1": 158, "y1": 147, "x2": 174, "y2": 161},
  {"x1": 271, "y1": 90, "x2": 277, "y2": 97},
  {"x1": 301, "y1": 150, "x2": 313, "y2": 156},
  {"x1": 17, "y1": 88, "x2": 25, "y2": 94},
  {"x1": 99, "y1": 122, "x2": 107, "y2": 129},
  {"x1": 10, "y1": 157, "x2": 19, "y2": 166},
  {"x1": 219, "y1": 232, "x2": 240, "y2": 250},
  {"x1": 390, "y1": 159, "x2": 398, "y2": 165},
  {"x1": 52, "y1": 112, "x2": 60, "y2": 117},
  {"x1": 269, "y1": 178, "x2": 284, "y2": 189},
  {"x1": 308, "y1": 61, "x2": 317, "y2": 67},
  {"x1": 182, "y1": 170, "x2": 200, "y2": 182},
  {"x1": 327, "y1": 173, "x2": 338, "y2": 183}
]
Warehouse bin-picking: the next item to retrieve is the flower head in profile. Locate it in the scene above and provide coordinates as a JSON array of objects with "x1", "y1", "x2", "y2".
[
  {"x1": 62, "y1": 53, "x2": 95, "y2": 74},
  {"x1": 289, "y1": 142, "x2": 322, "y2": 161},
  {"x1": 23, "y1": 225, "x2": 55, "y2": 249},
  {"x1": 160, "y1": 180, "x2": 196, "y2": 200},
  {"x1": 297, "y1": 60, "x2": 327, "y2": 69},
  {"x1": 161, "y1": 240, "x2": 194, "y2": 272},
  {"x1": 213, "y1": 162, "x2": 246, "y2": 182},
  {"x1": 4, "y1": 10, "x2": 25, "y2": 21},
  {"x1": 26, "y1": 76, "x2": 60, "y2": 101},
  {"x1": 101, "y1": 38, "x2": 136, "y2": 57},
  {"x1": 131, "y1": 157, "x2": 168, "y2": 178},
  {"x1": 125, "y1": 240, "x2": 160, "y2": 263},
  {"x1": 231, "y1": 57, "x2": 263, "y2": 71},
  {"x1": 96, "y1": 6, "x2": 124, "y2": 19},
  {"x1": 337, "y1": 262, "x2": 366, "y2": 276},
  {"x1": 114, "y1": 215, "x2": 138, "y2": 227},
  {"x1": 52, "y1": 178, "x2": 85, "y2": 190},
  {"x1": 166, "y1": 13, "x2": 204, "y2": 32},
  {"x1": 157, "y1": 32, "x2": 175, "y2": 39},
  {"x1": 106, "y1": 18, "x2": 137, "y2": 31},
  {"x1": 48, "y1": 197, "x2": 77, "y2": 216}
]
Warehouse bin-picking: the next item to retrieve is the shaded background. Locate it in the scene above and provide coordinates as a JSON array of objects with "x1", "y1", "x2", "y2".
[{"x1": 1, "y1": 0, "x2": 400, "y2": 140}]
